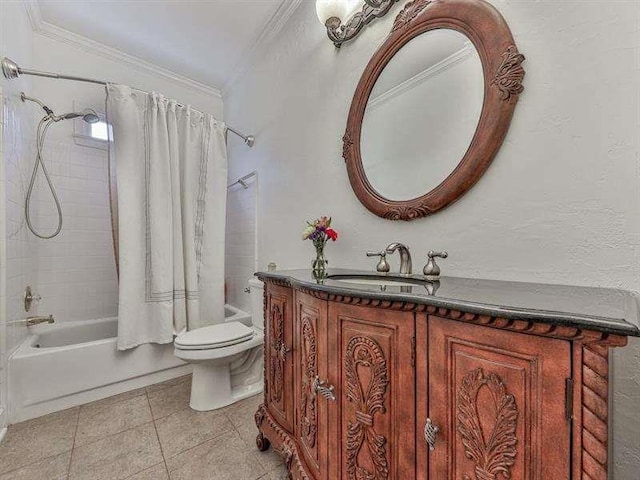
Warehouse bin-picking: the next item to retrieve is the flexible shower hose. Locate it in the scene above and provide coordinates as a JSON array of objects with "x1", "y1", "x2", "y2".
[{"x1": 25, "y1": 116, "x2": 63, "y2": 239}]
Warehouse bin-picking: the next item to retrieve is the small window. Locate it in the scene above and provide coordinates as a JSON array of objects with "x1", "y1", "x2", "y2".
[{"x1": 90, "y1": 120, "x2": 112, "y2": 141}]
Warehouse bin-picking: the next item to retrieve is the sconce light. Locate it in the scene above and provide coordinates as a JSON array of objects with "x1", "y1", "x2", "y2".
[{"x1": 316, "y1": 0, "x2": 400, "y2": 48}]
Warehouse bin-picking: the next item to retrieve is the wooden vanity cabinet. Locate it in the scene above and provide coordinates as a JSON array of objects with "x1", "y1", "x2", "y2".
[
  {"x1": 327, "y1": 303, "x2": 415, "y2": 480},
  {"x1": 263, "y1": 283, "x2": 295, "y2": 433},
  {"x1": 294, "y1": 292, "x2": 329, "y2": 478},
  {"x1": 255, "y1": 279, "x2": 631, "y2": 480},
  {"x1": 257, "y1": 283, "x2": 415, "y2": 479},
  {"x1": 418, "y1": 316, "x2": 572, "y2": 480}
]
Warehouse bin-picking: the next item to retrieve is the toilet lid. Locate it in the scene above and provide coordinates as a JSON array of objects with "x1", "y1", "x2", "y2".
[{"x1": 175, "y1": 322, "x2": 255, "y2": 349}]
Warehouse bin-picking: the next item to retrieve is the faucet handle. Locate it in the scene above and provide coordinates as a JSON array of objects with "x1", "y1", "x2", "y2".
[
  {"x1": 423, "y1": 251, "x2": 448, "y2": 279},
  {"x1": 366, "y1": 251, "x2": 390, "y2": 273}
]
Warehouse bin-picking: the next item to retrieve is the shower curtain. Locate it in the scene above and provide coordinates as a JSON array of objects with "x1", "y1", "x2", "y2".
[{"x1": 106, "y1": 84, "x2": 227, "y2": 350}]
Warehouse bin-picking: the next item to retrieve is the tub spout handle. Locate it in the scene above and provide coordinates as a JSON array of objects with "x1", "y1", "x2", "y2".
[{"x1": 26, "y1": 315, "x2": 54, "y2": 327}]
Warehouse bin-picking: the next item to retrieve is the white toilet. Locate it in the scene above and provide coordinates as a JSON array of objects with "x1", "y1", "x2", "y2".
[{"x1": 174, "y1": 278, "x2": 264, "y2": 411}]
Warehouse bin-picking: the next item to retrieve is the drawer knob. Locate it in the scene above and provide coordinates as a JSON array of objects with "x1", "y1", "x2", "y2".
[
  {"x1": 424, "y1": 418, "x2": 440, "y2": 451},
  {"x1": 312, "y1": 375, "x2": 336, "y2": 401}
]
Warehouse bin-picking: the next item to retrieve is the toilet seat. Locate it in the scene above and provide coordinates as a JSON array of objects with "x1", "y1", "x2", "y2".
[{"x1": 175, "y1": 322, "x2": 255, "y2": 351}]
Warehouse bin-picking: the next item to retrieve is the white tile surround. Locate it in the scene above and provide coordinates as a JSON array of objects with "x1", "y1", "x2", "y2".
[
  {"x1": 225, "y1": 177, "x2": 257, "y2": 314},
  {"x1": 0, "y1": 87, "x2": 6, "y2": 434},
  {"x1": 2, "y1": 97, "x2": 117, "y2": 330},
  {"x1": 32, "y1": 140, "x2": 117, "y2": 323},
  {"x1": 2, "y1": 88, "x2": 41, "y2": 435},
  {"x1": 2, "y1": 93, "x2": 38, "y2": 357}
]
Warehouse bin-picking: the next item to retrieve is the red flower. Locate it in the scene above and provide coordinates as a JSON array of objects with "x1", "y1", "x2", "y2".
[{"x1": 325, "y1": 228, "x2": 338, "y2": 241}]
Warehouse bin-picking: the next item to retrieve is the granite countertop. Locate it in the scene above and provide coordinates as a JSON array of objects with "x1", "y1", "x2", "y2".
[{"x1": 255, "y1": 268, "x2": 640, "y2": 337}]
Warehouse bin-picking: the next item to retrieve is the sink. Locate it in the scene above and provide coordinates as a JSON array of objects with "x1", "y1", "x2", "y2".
[{"x1": 327, "y1": 275, "x2": 429, "y2": 288}]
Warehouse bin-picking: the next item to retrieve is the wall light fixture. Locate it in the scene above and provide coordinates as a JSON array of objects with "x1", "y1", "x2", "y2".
[{"x1": 316, "y1": 0, "x2": 400, "y2": 48}]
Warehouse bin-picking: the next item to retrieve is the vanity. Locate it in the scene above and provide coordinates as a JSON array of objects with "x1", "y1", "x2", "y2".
[{"x1": 253, "y1": 269, "x2": 640, "y2": 479}]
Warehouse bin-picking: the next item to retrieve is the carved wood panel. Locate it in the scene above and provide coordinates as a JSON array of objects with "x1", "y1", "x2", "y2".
[
  {"x1": 328, "y1": 303, "x2": 415, "y2": 479},
  {"x1": 294, "y1": 292, "x2": 329, "y2": 477},
  {"x1": 345, "y1": 335, "x2": 390, "y2": 479},
  {"x1": 265, "y1": 284, "x2": 294, "y2": 433},
  {"x1": 457, "y1": 368, "x2": 518, "y2": 480},
  {"x1": 426, "y1": 315, "x2": 571, "y2": 480}
]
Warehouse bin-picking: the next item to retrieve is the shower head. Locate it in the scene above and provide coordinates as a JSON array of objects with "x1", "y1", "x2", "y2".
[
  {"x1": 82, "y1": 110, "x2": 100, "y2": 124},
  {"x1": 21, "y1": 92, "x2": 100, "y2": 123},
  {"x1": 60, "y1": 109, "x2": 100, "y2": 124}
]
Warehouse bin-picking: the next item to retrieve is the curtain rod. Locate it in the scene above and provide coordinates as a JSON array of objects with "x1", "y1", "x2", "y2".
[{"x1": 1, "y1": 57, "x2": 255, "y2": 147}]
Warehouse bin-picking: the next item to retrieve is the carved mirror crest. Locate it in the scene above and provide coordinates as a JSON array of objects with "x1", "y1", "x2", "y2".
[{"x1": 343, "y1": 0, "x2": 525, "y2": 220}]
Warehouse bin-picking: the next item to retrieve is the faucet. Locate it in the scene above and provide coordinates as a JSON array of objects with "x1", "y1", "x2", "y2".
[
  {"x1": 385, "y1": 242, "x2": 412, "y2": 275},
  {"x1": 26, "y1": 315, "x2": 54, "y2": 326}
]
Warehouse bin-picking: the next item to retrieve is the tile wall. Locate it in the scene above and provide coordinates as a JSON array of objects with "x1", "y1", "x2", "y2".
[
  {"x1": 33, "y1": 139, "x2": 117, "y2": 323},
  {"x1": 3, "y1": 93, "x2": 38, "y2": 356},
  {"x1": 1, "y1": 88, "x2": 40, "y2": 433},
  {"x1": 225, "y1": 176, "x2": 257, "y2": 314},
  {"x1": 0, "y1": 87, "x2": 6, "y2": 433}
]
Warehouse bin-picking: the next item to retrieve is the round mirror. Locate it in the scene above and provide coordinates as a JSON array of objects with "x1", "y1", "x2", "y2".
[
  {"x1": 343, "y1": 0, "x2": 525, "y2": 221},
  {"x1": 361, "y1": 29, "x2": 483, "y2": 201}
]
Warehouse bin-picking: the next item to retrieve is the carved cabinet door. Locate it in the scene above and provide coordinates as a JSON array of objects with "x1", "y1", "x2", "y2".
[
  {"x1": 265, "y1": 283, "x2": 295, "y2": 433},
  {"x1": 294, "y1": 292, "x2": 329, "y2": 479},
  {"x1": 327, "y1": 303, "x2": 415, "y2": 480},
  {"x1": 422, "y1": 316, "x2": 572, "y2": 480}
]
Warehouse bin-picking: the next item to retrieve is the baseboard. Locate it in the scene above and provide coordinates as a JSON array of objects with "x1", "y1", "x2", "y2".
[{"x1": 10, "y1": 364, "x2": 193, "y2": 424}]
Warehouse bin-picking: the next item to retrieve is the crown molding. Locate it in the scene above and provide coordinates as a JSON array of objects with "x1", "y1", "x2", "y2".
[
  {"x1": 222, "y1": 0, "x2": 303, "y2": 96},
  {"x1": 368, "y1": 42, "x2": 474, "y2": 110},
  {"x1": 23, "y1": 0, "x2": 223, "y2": 98}
]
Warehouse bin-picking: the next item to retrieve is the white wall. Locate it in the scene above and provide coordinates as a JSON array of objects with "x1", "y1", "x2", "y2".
[
  {"x1": 0, "y1": 0, "x2": 37, "y2": 434},
  {"x1": 224, "y1": 1, "x2": 640, "y2": 476}
]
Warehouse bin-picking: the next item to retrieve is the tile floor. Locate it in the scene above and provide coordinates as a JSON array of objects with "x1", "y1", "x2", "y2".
[{"x1": 0, "y1": 375, "x2": 287, "y2": 480}]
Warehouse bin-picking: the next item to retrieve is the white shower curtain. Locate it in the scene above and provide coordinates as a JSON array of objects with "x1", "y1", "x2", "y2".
[{"x1": 107, "y1": 84, "x2": 227, "y2": 350}]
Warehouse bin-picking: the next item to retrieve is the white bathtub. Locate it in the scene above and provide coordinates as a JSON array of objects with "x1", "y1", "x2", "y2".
[{"x1": 9, "y1": 305, "x2": 252, "y2": 423}]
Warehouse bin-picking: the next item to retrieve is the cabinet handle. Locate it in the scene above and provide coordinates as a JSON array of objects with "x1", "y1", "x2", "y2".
[
  {"x1": 277, "y1": 342, "x2": 290, "y2": 361},
  {"x1": 312, "y1": 375, "x2": 336, "y2": 402},
  {"x1": 424, "y1": 418, "x2": 440, "y2": 451}
]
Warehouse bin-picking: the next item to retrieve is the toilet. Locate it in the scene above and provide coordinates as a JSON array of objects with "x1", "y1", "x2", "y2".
[{"x1": 174, "y1": 278, "x2": 264, "y2": 411}]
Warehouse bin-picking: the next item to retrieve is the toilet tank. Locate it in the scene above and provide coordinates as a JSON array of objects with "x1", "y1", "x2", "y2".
[{"x1": 248, "y1": 278, "x2": 265, "y2": 331}]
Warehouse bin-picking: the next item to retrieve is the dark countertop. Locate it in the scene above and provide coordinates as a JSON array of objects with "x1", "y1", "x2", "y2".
[{"x1": 255, "y1": 268, "x2": 640, "y2": 337}]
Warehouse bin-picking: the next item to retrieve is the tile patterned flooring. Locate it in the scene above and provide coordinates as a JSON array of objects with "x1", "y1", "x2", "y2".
[{"x1": 0, "y1": 375, "x2": 287, "y2": 480}]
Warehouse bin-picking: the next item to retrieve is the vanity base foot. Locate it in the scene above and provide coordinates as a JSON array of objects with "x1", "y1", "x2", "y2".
[{"x1": 256, "y1": 432, "x2": 270, "y2": 452}]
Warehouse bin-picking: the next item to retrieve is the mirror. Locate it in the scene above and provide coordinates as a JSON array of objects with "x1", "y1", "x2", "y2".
[
  {"x1": 343, "y1": 0, "x2": 525, "y2": 221},
  {"x1": 361, "y1": 29, "x2": 483, "y2": 201}
]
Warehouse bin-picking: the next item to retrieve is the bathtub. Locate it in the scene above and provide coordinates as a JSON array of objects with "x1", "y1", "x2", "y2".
[{"x1": 9, "y1": 305, "x2": 252, "y2": 423}]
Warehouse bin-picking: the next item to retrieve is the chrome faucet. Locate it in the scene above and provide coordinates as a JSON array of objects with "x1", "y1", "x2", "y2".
[
  {"x1": 26, "y1": 315, "x2": 54, "y2": 326},
  {"x1": 385, "y1": 242, "x2": 412, "y2": 275}
]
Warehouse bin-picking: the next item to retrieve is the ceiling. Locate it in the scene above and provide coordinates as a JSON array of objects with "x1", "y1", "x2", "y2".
[{"x1": 35, "y1": 0, "x2": 295, "y2": 92}]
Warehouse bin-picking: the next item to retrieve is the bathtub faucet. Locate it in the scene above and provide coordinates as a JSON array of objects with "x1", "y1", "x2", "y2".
[{"x1": 26, "y1": 315, "x2": 54, "y2": 326}]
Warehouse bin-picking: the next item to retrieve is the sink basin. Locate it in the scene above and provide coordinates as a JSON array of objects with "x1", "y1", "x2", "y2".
[{"x1": 327, "y1": 275, "x2": 428, "y2": 288}]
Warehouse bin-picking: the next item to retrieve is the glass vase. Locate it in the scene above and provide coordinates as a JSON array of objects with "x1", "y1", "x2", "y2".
[{"x1": 312, "y1": 245, "x2": 328, "y2": 281}]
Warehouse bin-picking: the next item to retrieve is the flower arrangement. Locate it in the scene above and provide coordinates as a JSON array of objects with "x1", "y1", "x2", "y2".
[{"x1": 302, "y1": 216, "x2": 338, "y2": 279}]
